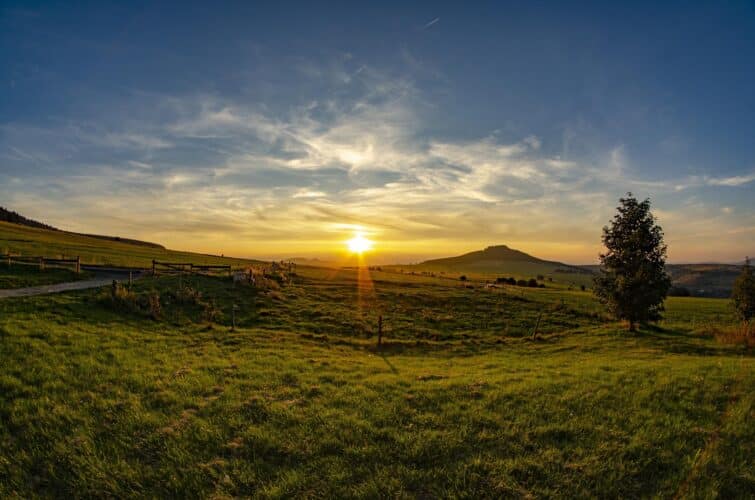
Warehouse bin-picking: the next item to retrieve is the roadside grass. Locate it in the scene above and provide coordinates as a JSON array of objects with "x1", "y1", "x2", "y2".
[
  {"x1": 0, "y1": 262, "x2": 752, "y2": 497},
  {"x1": 0, "y1": 262, "x2": 91, "y2": 289}
]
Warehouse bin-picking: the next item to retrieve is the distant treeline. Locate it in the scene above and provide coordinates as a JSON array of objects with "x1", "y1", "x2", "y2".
[
  {"x1": 75, "y1": 233, "x2": 165, "y2": 249},
  {"x1": 0, "y1": 206, "x2": 58, "y2": 231},
  {"x1": 494, "y1": 276, "x2": 547, "y2": 288},
  {"x1": 1, "y1": 206, "x2": 165, "y2": 249}
]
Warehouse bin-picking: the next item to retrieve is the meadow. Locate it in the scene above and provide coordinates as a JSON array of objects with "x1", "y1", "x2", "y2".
[{"x1": 0, "y1": 248, "x2": 753, "y2": 498}]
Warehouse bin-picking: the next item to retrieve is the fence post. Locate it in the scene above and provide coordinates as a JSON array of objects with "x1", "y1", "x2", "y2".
[
  {"x1": 6, "y1": 254, "x2": 10, "y2": 267},
  {"x1": 39, "y1": 257, "x2": 44, "y2": 271},
  {"x1": 377, "y1": 315, "x2": 383, "y2": 348},
  {"x1": 152, "y1": 259, "x2": 156, "y2": 276},
  {"x1": 532, "y1": 312, "x2": 542, "y2": 340},
  {"x1": 75, "y1": 256, "x2": 81, "y2": 274}
]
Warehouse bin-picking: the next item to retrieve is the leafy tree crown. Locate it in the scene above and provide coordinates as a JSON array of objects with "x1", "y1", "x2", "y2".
[
  {"x1": 593, "y1": 193, "x2": 671, "y2": 328},
  {"x1": 731, "y1": 257, "x2": 755, "y2": 322}
]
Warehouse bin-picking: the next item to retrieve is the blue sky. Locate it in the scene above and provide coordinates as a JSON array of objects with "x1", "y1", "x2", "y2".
[{"x1": 1, "y1": 1, "x2": 753, "y2": 263}]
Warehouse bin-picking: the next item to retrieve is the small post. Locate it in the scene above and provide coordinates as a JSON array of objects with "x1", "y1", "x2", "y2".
[
  {"x1": 152, "y1": 259, "x2": 156, "y2": 276},
  {"x1": 231, "y1": 304, "x2": 238, "y2": 331},
  {"x1": 6, "y1": 254, "x2": 10, "y2": 267},
  {"x1": 128, "y1": 271, "x2": 133, "y2": 289},
  {"x1": 111, "y1": 279, "x2": 118, "y2": 299},
  {"x1": 75, "y1": 256, "x2": 81, "y2": 274},
  {"x1": 39, "y1": 257, "x2": 44, "y2": 271},
  {"x1": 532, "y1": 312, "x2": 542, "y2": 340},
  {"x1": 377, "y1": 315, "x2": 383, "y2": 348}
]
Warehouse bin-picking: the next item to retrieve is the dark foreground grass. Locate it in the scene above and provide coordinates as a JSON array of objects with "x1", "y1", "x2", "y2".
[{"x1": 0, "y1": 267, "x2": 752, "y2": 498}]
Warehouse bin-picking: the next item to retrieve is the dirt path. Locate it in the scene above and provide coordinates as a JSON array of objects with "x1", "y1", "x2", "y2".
[{"x1": 0, "y1": 278, "x2": 115, "y2": 299}]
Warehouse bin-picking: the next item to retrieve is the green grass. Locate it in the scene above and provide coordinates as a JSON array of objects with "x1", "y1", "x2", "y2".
[
  {"x1": 0, "y1": 262, "x2": 91, "y2": 289},
  {"x1": 0, "y1": 264, "x2": 752, "y2": 498},
  {"x1": 0, "y1": 221, "x2": 261, "y2": 268}
]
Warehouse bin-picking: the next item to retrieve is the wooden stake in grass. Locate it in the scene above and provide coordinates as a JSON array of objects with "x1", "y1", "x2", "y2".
[
  {"x1": 532, "y1": 312, "x2": 542, "y2": 340},
  {"x1": 75, "y1": 256, "x2": 80, "y2": 274},
  {"x1": 231, "y1": 304, "x2": 238, "y2": 331},
  {"x1": 378, "y1": 315, "x2": 383, "y2": 348}
]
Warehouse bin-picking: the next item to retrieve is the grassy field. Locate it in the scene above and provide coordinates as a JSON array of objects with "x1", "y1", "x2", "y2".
[
  {"x1": 0, "y1": 221, "x2": 261, "y2": 268},
  {"x1": 0, "y1": 259, "x2": 753, "y2": 497}
]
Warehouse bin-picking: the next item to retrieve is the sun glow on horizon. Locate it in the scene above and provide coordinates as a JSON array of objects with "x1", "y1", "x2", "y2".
[{"x1": 346, "y1": 233, "x2": 374, "y2": 254}]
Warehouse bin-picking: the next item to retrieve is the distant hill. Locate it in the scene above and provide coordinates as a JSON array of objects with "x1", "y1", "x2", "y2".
[
  {"x1": 0, "y1": 206, "x2": 164, "y2": 249},
  {"x1": 409, "y1": 245, "x2": 592, "y2": 284},
  {"x1": 289, "y1": 257, "x2": 341, "y2": 268},
  {"x1": 580, "y1": 263, "x2": 745, "y2": 298},
  {"x1": 666, "y1": 264, "x2": 743, "y2": 298}
]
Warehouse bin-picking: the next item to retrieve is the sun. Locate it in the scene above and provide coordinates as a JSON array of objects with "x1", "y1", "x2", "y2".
[{"x1": 346, "y1": 233, "x2": 373, "y2": 254}]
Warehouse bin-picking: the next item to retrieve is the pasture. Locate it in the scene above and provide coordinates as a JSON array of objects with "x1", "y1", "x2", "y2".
[{"x1": 0, "y1": 257, "x2": 752, "y2": 497}]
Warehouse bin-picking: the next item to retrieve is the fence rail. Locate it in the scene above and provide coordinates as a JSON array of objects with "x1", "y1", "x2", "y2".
[
  {"x1": 151, "y1": 260, "x2": 232, "y2": 276},
  {"x1": 2, "y1": 254, "x2": 81, "y2": 273}
]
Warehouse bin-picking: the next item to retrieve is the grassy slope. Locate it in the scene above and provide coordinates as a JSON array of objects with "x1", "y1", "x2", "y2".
[
  {"x1": 0, "y1": 221, "x2": 262, "y2": 269},
  {"x1": 0, "y1": 265, "x2": 752, "y2": 497}
]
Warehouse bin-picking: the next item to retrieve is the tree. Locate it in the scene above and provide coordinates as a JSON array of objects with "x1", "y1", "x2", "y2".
[
  {"x1": 593, "y1": 194, "x2": 671, "y2": 331},
  {"x1": 731, "y1": 257, "x2": 755, "y2": 322}
]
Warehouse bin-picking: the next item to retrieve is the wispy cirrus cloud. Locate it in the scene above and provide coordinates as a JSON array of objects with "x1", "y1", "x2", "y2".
[
  {"x1": 0, "y1": 58, "x2": 752, "y2": 263},
  {"x1": 423, "y1": 17, "x2": 440, "y2": 29}
]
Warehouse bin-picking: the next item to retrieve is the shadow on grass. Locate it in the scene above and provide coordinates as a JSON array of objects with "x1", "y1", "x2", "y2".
[{"x1": 633, "y1": 325, "x2": 753, "y2": 358}]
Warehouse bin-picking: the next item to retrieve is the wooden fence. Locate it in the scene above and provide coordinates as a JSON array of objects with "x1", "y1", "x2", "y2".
[
  {"x1": 2, "y1": 254, "x2": 81, "y2": 273},
  {"x1": 151, "y1": 260, "x2": 232, "y2": 277}
]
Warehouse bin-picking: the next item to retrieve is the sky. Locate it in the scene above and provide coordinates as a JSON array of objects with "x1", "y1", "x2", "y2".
[{"x1": 1, "y1": 1, "x2": 753, "y2": 264}]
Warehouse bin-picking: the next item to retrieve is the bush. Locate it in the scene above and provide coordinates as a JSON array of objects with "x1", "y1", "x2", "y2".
[
  {"x1": 98, "y1": 281, "x2": 139, "y2": 313},
  {"x1": 459, "y1": 275, "x2": 467, "y2": 282},
  {"x1": 516, "y1": 279, "x2": 528, "y2": 287},
  {"x1": 146, "y1": 292, "x2": 162, "y2": 320},
  {"x1": 201, "y1": 299, "x2": 223, "y2": 322},
  {"x1": 527, "y1": 278, "x2": 538, "y2": 287},
  {"x1": 731, "y1": 257, "x2": 755, "y2": 322},
  {"x1": 703, "y1": 322, "x2": 754, "y2": 349}
]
